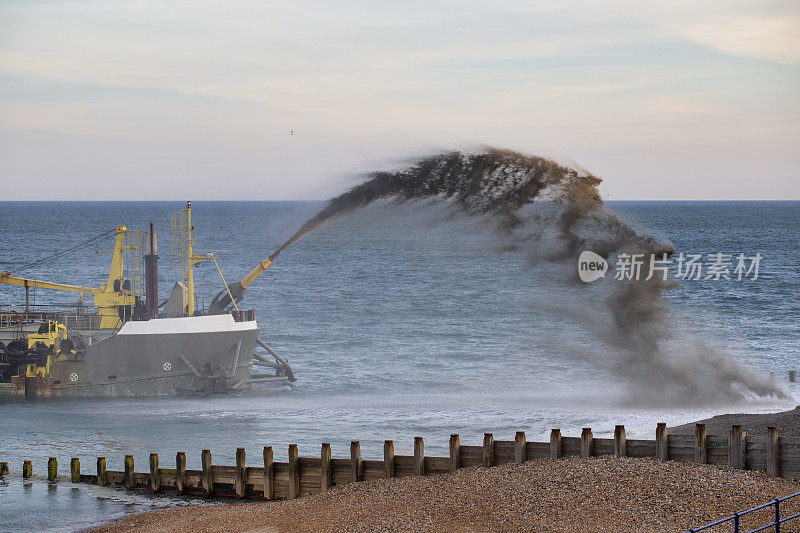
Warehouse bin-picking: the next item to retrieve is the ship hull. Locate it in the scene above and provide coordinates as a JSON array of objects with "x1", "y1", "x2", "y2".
[{"x1": 0, "y1": 315, "x2": 259, "y2": 398}]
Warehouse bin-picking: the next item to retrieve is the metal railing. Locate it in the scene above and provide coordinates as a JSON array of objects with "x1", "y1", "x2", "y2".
[
  {"x1": 171, "y1": 206, "x2": 190, "y2": 307},
  {"x1": 123, "y1": 228, "x2": 145, "y2": 298},
  {"x1": 0, "y1": 305, "x2": 103, "y2": 331},
  {"x1": 688, "y1": 492, "x2": 800, "y2": 532}
]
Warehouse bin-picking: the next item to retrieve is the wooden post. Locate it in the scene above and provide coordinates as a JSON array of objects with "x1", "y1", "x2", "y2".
[
  {"x1": 694, "y1": 424, "x2": 707, "y2": 464},
  {"x1": 383, "y1": 440, "x2": 394, "y2": 478},
  {"x1": 71, "y1": 458, "x2": 80, "y2": 483},
  {"x1": 288, "y1": 444, "x2": 299, "y2": 499},
  {"x1": 23, "y1": 460, "x2": 32, "y2": 479},
  {"x1": 0, "y1": 462, "x2": 8, "y2": 477},
  {"x1": 581, "y1": 428, "x2": 594, "y2": 458},
  {"x1": 514, "y1": 431, "x2": 527, "y2": 464},
  {"x1": 350, "y1": 441, "x2": 362, "y2": 482},
  {"x1": 483, "y1": 433, "x2": 494, "y2": 467},
  {"x1": 124, "y1": 455, "x2": 134, "y2": 489},
  {"x1": 790, "y1": 370, "x2": 796, "y2": 383},
  {"x1": 449, "y1": 434, "x2": 460, "y2": 471},
  {"x1": 201, "y1": 449, "x2": 213, "y2": 498},
  {"x1": 176, "y1": 452, "x2": 186, "y2": 495},
  {"x1": 766, "y1": 427, "x2": 779, "y2": 477},
  {"x1": 48, "y1": 457, "x2": 57, "y2": 482},
  {"x1": 414, "y1": 437, "x2": 425, "y2": 476},
  {"x1": 614, "y1": 425, "x2": 627, "y2": 457},
  {"x1": 728, "y1": 425, "x2": 746, "y2": 470},
  {"x1": 149, "y1": 453, "x2": 160, "y2": 493},
  {"x1": 235, "y1": 448, "x2": 246, "y2": 499},
  {"x1": 96, "y1": 457, "x2": 106, "y2": 486},
  {"x1": 321, "y1": 443, "x2": 332, "y2": 489},
  {"x1": 550, "y1": 429, "x2": 562, "y2": 459},
  {"x1": 263, "y1": 446, "x2": 274, "y2": 501},
  {"x1": 656, "y1": 423, "x2": 668, "y2": 462}
]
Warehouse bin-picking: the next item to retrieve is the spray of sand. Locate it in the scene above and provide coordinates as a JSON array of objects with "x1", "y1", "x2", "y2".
[{"x1": 270, "y1": 148, "x2": 785, "y2": 405}]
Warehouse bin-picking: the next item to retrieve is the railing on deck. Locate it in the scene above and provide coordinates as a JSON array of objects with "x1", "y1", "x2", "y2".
[
  {"x1": 688, "y1": 491, "x2": 800, "y2": 532},
  {"x1": 231, "y1": 310, "x2": 255, "y2": 322},
  {"x1": 0, "y1": 305, "x2": 102, "y2": 331}
]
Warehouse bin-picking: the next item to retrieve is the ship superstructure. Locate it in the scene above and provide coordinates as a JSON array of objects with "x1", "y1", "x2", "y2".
[{"x1": 0, "y1": 202, "x2": 294, "y2": 398}]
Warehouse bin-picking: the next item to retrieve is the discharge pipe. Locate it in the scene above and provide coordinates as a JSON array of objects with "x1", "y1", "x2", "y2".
[
  {"x1": 208, "y1": 256, "x2": 273, "y2": 314},
  {"x1": 207, "y1": 199, "x2": 325, "y2": 314}
]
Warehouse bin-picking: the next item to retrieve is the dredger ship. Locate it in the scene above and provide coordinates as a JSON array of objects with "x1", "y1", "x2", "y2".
[{"x1": 0, "y1": 202, "x2": 294, "y2": 398}]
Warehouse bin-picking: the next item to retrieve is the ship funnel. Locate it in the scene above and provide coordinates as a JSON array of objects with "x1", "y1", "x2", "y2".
[{"x1": 145, "y1": 223, "x2": 159, "y2": 318}]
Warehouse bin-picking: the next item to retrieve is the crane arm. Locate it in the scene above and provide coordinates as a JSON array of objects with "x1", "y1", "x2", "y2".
[{"x1": 0, "y1": 273, "x2": 102, "y2": 295}]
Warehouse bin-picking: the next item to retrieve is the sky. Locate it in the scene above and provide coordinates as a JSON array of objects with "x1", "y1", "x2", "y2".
[{"x1": 0, "y1": 0, "x2": 798, "y2": 200}]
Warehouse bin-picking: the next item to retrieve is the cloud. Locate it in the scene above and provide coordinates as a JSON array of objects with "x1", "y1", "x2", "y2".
[
  {"x1": 648, "y1": 2, "x2": 800, "y2": 65},
  {"x1": 0, "y1": 1, "x2": 798, "y2": 200},
  {"x1": 1, "y1": 1, "x2": 796, "y2": 108}
]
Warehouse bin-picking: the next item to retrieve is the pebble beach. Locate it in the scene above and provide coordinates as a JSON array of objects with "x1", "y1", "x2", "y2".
[{"x1": 93, "y1": 455, "x2": 800, "y2": 533}]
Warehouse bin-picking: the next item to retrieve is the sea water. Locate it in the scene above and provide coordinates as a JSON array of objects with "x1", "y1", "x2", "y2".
[{"x1": 0, "y1": 201, "x2": 798, "y2": 531}]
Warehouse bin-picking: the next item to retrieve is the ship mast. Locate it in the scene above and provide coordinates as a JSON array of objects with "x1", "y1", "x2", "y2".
[
  {"x1": 173, "y1": 201, "x2": 216, "y2": 316},
  {"x1": 186, "y1": 201, "x2": 196, "y2": 315}
]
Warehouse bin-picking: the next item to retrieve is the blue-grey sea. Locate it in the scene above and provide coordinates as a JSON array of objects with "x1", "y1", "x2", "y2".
[{"x1": 0, "y1": 200, "x2": 798, "y2": 532}]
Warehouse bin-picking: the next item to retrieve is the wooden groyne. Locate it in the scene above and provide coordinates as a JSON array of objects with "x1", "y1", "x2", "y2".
[{"x1": 1, "y1": 423, "x2": 798, "y2": 501}]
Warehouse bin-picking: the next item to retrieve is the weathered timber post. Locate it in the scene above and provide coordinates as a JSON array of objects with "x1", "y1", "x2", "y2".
[
  {"x1": 235, "y1": 448, "x2": 246, "y2": 499},
  {"x1": 201, "y1": 449, "x2": 213, "y2": 498},
  {"x1": 263, "y1": 446, "x2": 274, "y2": 501},
  {"x1": 124, "y1": 455, "x2": 134, "y2": 489},
  {"x1": 321, "y1": 443, "x2": 332, "y2": 490},
  {"x1": 449, "y1": 434, "x2": 460, "y2": 471},
  {"x1": 550, "y1": 429, "x2": 562, "y2": 459},
  {"x1": 70, "y1": 458, "x2": 80, "y2": 483},
  {"x1": 614, "y1": 425, "x2": 627, "y2": 457},
  {"x1": 483, "y1": 433, "x2": 494, "y2": 467},
  {"x1": 0, "y1": 462, "x2": 8, "y2": 476},
  {"x1": 766, "y1": 427, "x2": 780, "y2": 477},
  {"x1": 176, "y1": 452, "x2": 186, "y2": 495},
  {"x1": 96, "y1": 457, "x2": 106, "y2": 486},
  {"x1": 149, "y1": 453, "x2": 160, "y2": 493},
  {"x1": 414, "y1": 437, "x2": 425, "y2": 476},
  {"x1": 383, "y1": 440, "x2": 394, "y2": 478},
  {"x1": 790, "y1": 371, "x2": 796, "y2": 383},
  {"x1": 656, "y1": 423, "x2": 668, "y2": 462},
  {"x1": 350, "y1": 441, "x2": 362, "y2": 483},
  {"x1": 22, "y1": 460, "x2": 32, "y2": 478},
  {"x1": 48, "y1": 457, "x2": 57, "y2": 482},
  {"x1": 694, "y1": 424, "x2": 707, "y2": 464},
  {"x1": 728, "y1": 425, "x2": 746, "y2": 470},
  {"x1": 581, "y1": 428, "x2": 594, "y2": 458},
  {"x1": 514, "y1": 431, "x2": 527, "y2": 464},
  {"x1": 288, "y1": 444, "x2": 299, "y2": 499}
]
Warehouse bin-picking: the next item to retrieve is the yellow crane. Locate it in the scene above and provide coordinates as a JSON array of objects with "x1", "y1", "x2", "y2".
[{"x1": 0, "y1": 226, "x2": 140, "y2": 329}]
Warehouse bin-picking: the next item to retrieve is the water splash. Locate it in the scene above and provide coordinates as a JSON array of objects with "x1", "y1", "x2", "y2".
[{"x1": 271, "y1": 148, "x2": 786, "y2": 405}]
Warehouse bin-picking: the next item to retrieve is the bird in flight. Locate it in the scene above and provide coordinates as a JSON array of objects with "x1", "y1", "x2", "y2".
[{"x1": 289, "y1": 130, "x2": 295, "y2": 136}]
